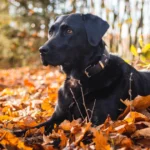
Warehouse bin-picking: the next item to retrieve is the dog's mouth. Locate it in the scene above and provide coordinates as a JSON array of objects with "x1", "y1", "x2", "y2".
[
  {"x1": 40, "y1": 52, "x2": 71, "y2": 67},
  {"x1": 40, "y1": 54, "x2": 49, "y2": 66},
  {"x1": 40, "y1": 54, "x2": 64, "y2": 67}
]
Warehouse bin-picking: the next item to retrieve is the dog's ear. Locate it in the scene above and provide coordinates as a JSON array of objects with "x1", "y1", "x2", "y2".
[{"x1": 82, "y1": 14, "x2": 109, "y2": 46}]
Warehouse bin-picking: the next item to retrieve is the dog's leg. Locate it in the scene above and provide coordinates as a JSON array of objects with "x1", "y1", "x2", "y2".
[
  {"x1": 12, "y1": 116, "x2": 55, "y2": 136},
  {"x1": 13, "y1": 103, "x2": 67, "y2": 136}
]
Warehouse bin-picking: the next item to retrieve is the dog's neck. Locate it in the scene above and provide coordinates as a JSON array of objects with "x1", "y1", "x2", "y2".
[
  {"x1": 83, "y1": 49, "x2": 110, "y2": 78},
  {"x1": 61, "y1": 43, "x2": 110, "y2": 80}
]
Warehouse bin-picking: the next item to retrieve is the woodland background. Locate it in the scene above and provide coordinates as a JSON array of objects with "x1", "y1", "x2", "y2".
[
  {"x1": 0, "y1": 0, "x2": 150, "y2": 68},
  {"x1": 0, "y1": 0, "x2": 150, "y2": 149}
]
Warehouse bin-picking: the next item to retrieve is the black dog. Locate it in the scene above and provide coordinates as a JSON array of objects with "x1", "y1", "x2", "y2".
[{"x1": 37, "y1": 13, "x2": 150, "y2": 134}]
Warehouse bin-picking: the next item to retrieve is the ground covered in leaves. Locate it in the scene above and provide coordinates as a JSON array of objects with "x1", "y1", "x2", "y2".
[{"x1": 0, "y1": 66, "x2": 150, "y2": 150}]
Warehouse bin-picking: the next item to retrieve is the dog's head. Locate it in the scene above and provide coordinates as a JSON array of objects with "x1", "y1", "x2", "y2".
[{"x1": 39, "y1": 13, "x2": 109, "y2": 67}]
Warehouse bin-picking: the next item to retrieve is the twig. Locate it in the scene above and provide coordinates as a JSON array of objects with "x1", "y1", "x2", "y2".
[
  {"x1": 129, "y1": 72, "x2": 133, "y2": 112},
  {"x1": 80, "y1": 86, "x2": 90, "y2": 122},
  {"x1": 90, "y1": 99, "x2": 96, "y2": 121},
  {"x1": 70, "y1": 88, "x2": 84, "y2": 120}
]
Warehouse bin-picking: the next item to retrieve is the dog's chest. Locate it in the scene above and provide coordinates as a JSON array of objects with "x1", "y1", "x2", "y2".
[
  {"x1": 64, "y1": 78, "x2": 82, "y2": 98},
  {"x1": 62, "y1": 78, "x2": 93, "y2": 119}
]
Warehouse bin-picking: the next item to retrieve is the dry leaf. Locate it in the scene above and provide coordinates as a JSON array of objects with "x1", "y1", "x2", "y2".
[
  {"x1": 132, "y1": 127, "x2": 150, "y2": 138},
  {"x1": 120, "y1": 99, "x2": 132, "y2": 106},
  {"x1": 92, "y1": 128, "x2": 110, "y2": 150},
  {"x1": 59, "y1": 120, "x2": 71, "y2": 131},
  {"x1": 74, "y1": 122, "x2": 91, "y2": 145},
  {"x1": 132, "y1": 95, "x2": 150, "y2": 111},
  {"x1": 58, "y1": 129, "x2": 68, "y2": 148},
  {"x1": 124, "y1": 111, "x2": 148, "y2": 123},
  {"x1": 116, "y1": 136, "x2": 132, "y2": 148},
  {"x1": 1, "y1": 67, "x2": 150, "y2": 149}
]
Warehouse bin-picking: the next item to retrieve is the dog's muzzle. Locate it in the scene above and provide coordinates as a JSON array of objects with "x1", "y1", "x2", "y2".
[
  {"x1": 39, "y1": 46, "x2": 49, "y2": 66},
  {"x1": 39, "y1": 46, "x2": 49, "y2": 54}
]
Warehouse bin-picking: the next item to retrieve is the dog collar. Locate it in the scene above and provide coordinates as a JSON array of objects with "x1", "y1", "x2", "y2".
[{"x1": 84, "y1": 49, "x2": 110, "y2": 78}]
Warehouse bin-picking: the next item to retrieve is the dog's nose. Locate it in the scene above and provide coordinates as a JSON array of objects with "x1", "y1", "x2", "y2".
[{"x1": 39, "y1": 46, "x2": 49, "y2": 54}]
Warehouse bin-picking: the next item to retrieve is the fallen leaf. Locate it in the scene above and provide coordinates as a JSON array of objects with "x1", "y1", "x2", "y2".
[
  {"x1": 59, "y1": 120, "x2": 71, "y2": 131},
  {"x1": 124, "y1": 111, "x2": 148, "y2": 123},
  {"x1": 74, "y1": 122, "x2": 91, "y2": 145},
  {"x1": 120, "y1": 99, "x2": 132, "y2": 106},
  {"x1": 58, "y1": 129, "x2": 68, "y2": 148},
  {"x1": 131, "y1": 127, "x2": 150, "y2": 138},
  {"x1": 132, "y1": 95, "x2": 150, "y2": 111},
  {"x1": 92, "y1": 128, "x2": 110, "y2": 150}
]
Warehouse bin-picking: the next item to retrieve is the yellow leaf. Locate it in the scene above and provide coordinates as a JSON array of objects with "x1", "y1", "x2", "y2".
[
  {"x1": 138, "y1": 36, "x2": 143, "y2": 47},
  {"x1": 140, "y1": 55, "x2": 147, "y2": 63},
  {"x1": 130, "y1": 45, "x2": 138, "y2": 56},
  {"x1": 41, "y1": 98, "x2": 53, "y2": 111},
  {"x1": 125, "y1": 18, "x2": 132, "y2": 24},
  {"x1": 118, "y1": 23, "x2": 122, "y2": 28},
  {"x1": 0, "y1": 129, "x2": 32, "y2": 150},
  {"x1": 124, "y1": 111, "x2": 148, "y2": 123},
  {"x1": 1, "y1": 88, "x2": 14, "y2": 96},
  {"x1": 123, "y1": 59, "x2": 131, "y2": 64},
  {"x1": 142, "y1": 43, "x2": 150, "y2": 53},
  {"x1": 0, "y1": 115, "x2": 12, "y2": 121}
]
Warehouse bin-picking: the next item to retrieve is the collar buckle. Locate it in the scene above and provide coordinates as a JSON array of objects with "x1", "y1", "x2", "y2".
[
  {"x1": 84, "y1": 49, "x2": 110, "y2": 78},
  {"x1": 99, "y1": 61, "x2": 104, "y2": 69},
  {"x1": 85, "y1": 65, "x2": 91, "y2": 78}
]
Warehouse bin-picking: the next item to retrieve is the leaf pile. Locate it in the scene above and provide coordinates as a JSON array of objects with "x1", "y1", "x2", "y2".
[{"x1": 0, "y1": 67, "x2": 150, "y2": 150}]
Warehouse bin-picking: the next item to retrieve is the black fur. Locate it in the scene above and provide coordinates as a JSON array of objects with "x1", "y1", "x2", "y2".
[{"x1": 38, "y1": 13, "x2": 150, "y2": 134}]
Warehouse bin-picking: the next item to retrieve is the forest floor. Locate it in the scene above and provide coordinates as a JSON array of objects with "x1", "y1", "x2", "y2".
[{"x1": 0, "y1": 66, "x2": 150, "y2": 150}]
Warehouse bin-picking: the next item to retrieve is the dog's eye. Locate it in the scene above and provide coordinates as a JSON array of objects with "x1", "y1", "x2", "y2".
[{"x1": 66, "y1": 29, "x2": 73, "y2": 34}]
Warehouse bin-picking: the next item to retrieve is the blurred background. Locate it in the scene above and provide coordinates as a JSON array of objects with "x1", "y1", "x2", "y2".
[{"x1": 0, "y1": 0, "x2": 150, "y2": 68}]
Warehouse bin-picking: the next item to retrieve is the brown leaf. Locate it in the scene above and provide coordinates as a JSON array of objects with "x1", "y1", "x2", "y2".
[
  {"x1": 114, "y1": 123, "x2": 136, "y2": 134},
  {"x1": 74, "y1": 122, "x2": 91, "y2": 145},
  {"x1": 120, "y1": 99, "x2": 132, "y2": 106},
  {"x1": 43, "y1": 145, "x2": 54, "y2": 150},
  {"x1": 70, "y1": 124, "x2": 81, "y2": 135},
  {"x1": 135, "y1": 121, "x2": 150, "y2": 130},
  {"x1": 23, "y1": 116, "x2": 37, "y2": 127},
  {"x1": 132, "y1": 95, "x2": 150, "y2": 111},
  {"x1": 140, "y1": 109, "x2": 150, "y2": 119},
  {"x1": 117, "y1": 105, "x2": 130, "y2": 120},
  {"x1": 131, "y1": 127, "x2": 150, "y2": 138},
  {"x1": 118, "y1": 137, "x2": 132, "y2": 148},
  {"x1": 92, "y1": 128, "x2": 110, "y2": 150},
  {"x1": 43, "y1": 134, "x2": 51, "y2": 145},
  {"x1": 134, "y1": 138, "x2": 150, "y2": 148},
  {"x1": 59, "y1": 120, "x2": 71, "y2": 131},
  {"x1": 58, "y1": 130, "x2": 68, "y2": 148},
  {"x1": 124, "y1": 111, "x2": 149, "y2": 123}
]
